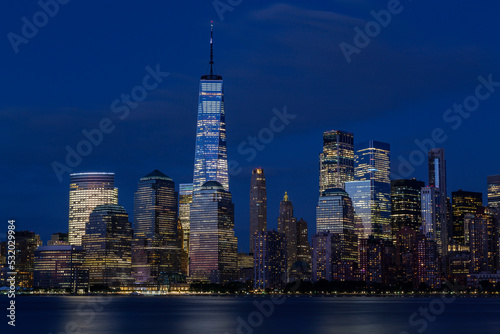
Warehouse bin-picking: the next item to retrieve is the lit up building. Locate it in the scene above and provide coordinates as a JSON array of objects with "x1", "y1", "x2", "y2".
[
  {"x1": 179, "y1": 183, "x2": 193, "y2": 263},
  {"x1": 296, "y1": 218, "x2": 311, "y2": 266},
  {"x1": 319, "y1": 130, "x2": 354, "y2": 192},
  {"x1": 311, "y1": 232, "x2": 336, "y2": 282},
  {"x1": 451, "y1": 190, "x2": 482, "y2": 244},
  {"x1": 358, "y1": 237, "x2": 385, "y2": 284},
  {"x1": 192, "y1": 23, "x2": 228, "y2": 192},
  {"x1": 316, "y1": 188, "x2": 358, "y2": 262},
  {"x1": 391, "y1": 179, "x2": 425, "y2": 234},
  {"x1": 428, "y1": 148, "x2": 449, "y2": 256},
  {"x1": 413, "y1": 234, "x2": 440, "y2": 290},
  {"x1": 487, "y1": 175, "x2": 500, "y2": 208},
  {"x1": 277, "y1": 192, "x2": 297, "y2": 272},
  {"x1": 421, "y1": 186, "x2": 442, "y2": 254},
  {"x1": 395, "y1": 226, "x2": 417, "y2": 284},
  {"x1": 16, "y1": 231, "x2": 42, "y2": 288},
  {"x1": 237, "y1": 253, "x2": 254, "y2": 283},
  {"x1": 355, "y1": 140, "x2": 390, "y2": 183},
  {"x1": 83, "y1": 204, "x2": 132, "y2": 287},
  {"x1": 132, "y1": 170, "x2": 181, "y2": 285},
  {"x1": 189, "y1": 181, "x2": 238, "y2": 284},
  {"x1": 34, "y1": 245, "x2": 88, "y2": 291},
  {"x1": 253, "y1": 230, "x2": 287, "y2": 290},
  {"x1": 250, "y1": 168, "x2": 267, "y2": 254},
  {"x1": 68, "y1": 172, "x2": 118, "y2": 246},
  {"x1": 466, "y1": 207, "x2": 497, "y2": 273}
]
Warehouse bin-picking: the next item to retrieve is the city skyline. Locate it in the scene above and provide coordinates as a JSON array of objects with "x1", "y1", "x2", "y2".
[{"x1": 2, "y1": 2, "x2": 500, "y2": 255}]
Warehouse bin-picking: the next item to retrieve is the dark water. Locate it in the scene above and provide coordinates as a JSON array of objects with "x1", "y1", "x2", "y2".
[{"x1": 1, "y1": 295, "x2": 499, "y2": 334}]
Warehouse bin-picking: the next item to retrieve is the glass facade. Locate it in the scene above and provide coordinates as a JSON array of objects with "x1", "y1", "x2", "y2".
[
  {"x1": 355, "y1": 140, "x2": 391, "y2": 184},
  {"x1": 421, "y1": 186, "x2": 442, "y2": 254},
  {"x1": 188, "y1": 181, "x2": 238, "y2": 284},
  {"x1": 179, "y1": 183, "x2": 193, "y2": 275},
  {"x1": 452, "y1": 190, "x2": 483, "y2": 244},
  {"x1": 253, "y1": 230, "x2": 287, "y2": 290},
  {"x1": 193, "y1": 79, "x2": 228, "y2": 191},
  {"x1": 132, "y1": 170, "x2": 181, "y2": 284},
  {"x1": 315, "y1": 188, "x2": 357, "y2": 262},
  {"x1": 68, "y1": 173, "x2": 118, "y2": 246},
  {"x1": 249, "y1": 168, "x2": 267, "y2": 254},
  {"x1": 391, "y1": 179, "x2": 425, "y2": 234},
  {"x1": 428, "y1": 148, "x2": 448, "y2": 256},
  {"x1": 277, "y1": 192, "x2": 297, "y2": 271},
  {"x1": 83, "y1": 204, "x2": 132, "y2": 287},
  {"x1": 487, "y1": 175, "x2": 500, "y2": 208},
  {"x1": 319, "y1": 130, "x2": 354, "y2": 193},
  {"x1": 34, "y1": 245, "x2": 88, "y2": 291}
]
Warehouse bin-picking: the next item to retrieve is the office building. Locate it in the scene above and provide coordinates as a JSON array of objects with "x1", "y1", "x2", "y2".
[
  {"x1": 487, "y1": 175, "x2": 500, "y2": 208},
  {"x1": 83, "y1": 204, "x2": 133, "y2": 287},
  {"x1": 253, "y1": 230, "x2": 287, "y2": 290},
  {"x1": 451, "y1": 190, "x2": 482, "y2": 244},
  {"x1": 428, "y1": 148, "x2": 449, "y2": 256},
  {"x1": 249, "y1": 167, "x2": 267, "y2": 254},
  {"x1": 391, "y1": 179, "x2": 425, "y2": 234},
  {"x1": 68, "y1": 172, "x2": 118, "y2": 246},
  {"x1": 319, "y1": 130, "x2": 354, "y2": 192},
  {"x1": 277, "y1": 192, "x2": 297, "y2": 270},
  {"x1": 16, "y1": 231, "x2": 42, "y2": 288}
]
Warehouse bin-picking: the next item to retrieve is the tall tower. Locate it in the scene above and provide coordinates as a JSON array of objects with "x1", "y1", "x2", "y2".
[
  {"x1": 68, "y1": 172, "x2": 118, "y2": 246},
  {"x1": 428, "y1": 148, "x2": 448, "y2": 256},
  {"x1": 249, "y1": 168, "x2": 267, "y2": 254},
  {"x1": 451, "y1": 190, "x2": 483, "y2": 244},
  {"x1": 319, "y1": 130, "x2": 354, "y2": 192},
  {"x1": 391, "y1": 179, "x2": 425, "y2": 234},
  {"x1": 189, "y1": 181, "x2": 238, "y2": 283},
  {"x1": 277, "y1": 192, "x2": 298, "y2": 271},
  {"x1": 193, "y1": 22, "x2": 228, "y2": 191}
]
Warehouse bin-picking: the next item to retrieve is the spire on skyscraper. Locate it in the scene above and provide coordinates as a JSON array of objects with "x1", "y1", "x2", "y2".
[
  {"x1": 284, "y1": 191, "x2": 289, "y2": 201},
  {"x1": 210, "y1": 21, "x2": 214, "y2": 76}
]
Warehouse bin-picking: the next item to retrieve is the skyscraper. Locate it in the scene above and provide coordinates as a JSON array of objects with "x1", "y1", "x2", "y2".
[
  {"x1": 277, "y1": 192, "x2": 297, "y2": 271},
  {"x1": 253, "y1": 230, "x2": 287, "y2": 290},
  {"x1": 250, "y1": 167, "x2": 267, "y2": 254},
  {"x1": 316, "y1": 188, "x2": 358, "y2": 262},
  {"x1": 487, "y1": 175, "x2": 500, "y2": 208},
  {"x1": 189, "y1": 181, "x2": 238, "y2": 283},
  {"x1": 179, "y1": 183, "x2": 194, "y2": 274},
  {"x1": 296, "y1": 218, "x2": 311, "y2": 265},
  {"x1": 421, "y1": 186, "x2": 441, "y2": 249},
  {"x1": 83, "y1": 204, "x2": 133, "y2": 287},
  {"x1": 451, "y1": 190, "x2": 483, "y2": 244},
  {"x1": 132, "y1": 170, "x2": 181, "y2": 284},
  {"x1": 428, "y1": 148, "x2": 448, "y2": 256},
  {"x1": 193, "y1": 22, "x2": 228, "y2": 191},
  {"x1": 391, "y1": 179, "x2": 425, "y2": 234},
  {"x1": 68, "y1": 172, "x2": 118, "y2": 246},
  {"x1": 353, "y1": 140, "x2": 392, "y2": 239},
  {"x1": 319, "y1": 130, "x2": 354, "y2": 192},
  {"x1": 16, "y1": 231, "x2": 42, "y2": 288}
]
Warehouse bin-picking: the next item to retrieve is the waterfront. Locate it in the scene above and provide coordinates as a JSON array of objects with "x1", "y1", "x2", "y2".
[{"x1": 2, "y1": 296, "x2": 500, "y2": 334}]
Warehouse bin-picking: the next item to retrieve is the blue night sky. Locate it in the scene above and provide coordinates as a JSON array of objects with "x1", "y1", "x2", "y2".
[{"x1": 1, "y1": 0, "x2": 499, "y2": 252}]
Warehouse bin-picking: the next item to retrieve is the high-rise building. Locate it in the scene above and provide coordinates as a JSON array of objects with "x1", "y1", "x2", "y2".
[
  {"x1": 189, "y1": 181, "x2": 238, "y2": 284},
  {"x1": 178, "y1": 183, "x2": 193, "y2": 275},
  {"x1": 193, "y1": 23, "x2": 228, "y2": 192},
  {"x1": 355, "y1": 140, "x2": 390, "y2": 183},
  {"x1": 395, "y1": 226, "x2": 417, "y2": 284},
  {"x1": 319, "y1": 130, "x2": 354, "y2": 192},
  {"x1": 487, "y1": 175, "x2": 500, "y2": 208},
  {"x1": 16, "y1": 231, "x2": 42, "y2": 288},
  {"x1": 68, "y1": 172, "x2": 118, "y2": 246},
  {"x1": 249, "y1": 168, "x2": 267, "y2": 254},
  {"x1": 466, "y1": 207, "x2": 497, "y2": 273},
  {"x1": 34, "y1": 245, "x2": 88, "y2": 292},
  {"x1": 391, "y1": 179, "x2": 425, "y2": 234},
  {"x1": 421, "y1": 186, "x2": 442, "y2": 252},
  {"x1": 451, "y1": 190, "x2": 483, "y2": 244},
  {"x1": 428, "y1": 148, "x2": 448, "y2": 256},
  {"x1": 83, "y1": 204, "x2": 132, "y2": 287},
  {"x1": 413, "y1": 234, "x2": 440, "y2": 290},
  {"x1": 316, "y1": 188, "x2": 358, "y2": 262},
  {"x1": 253, "y1": 230, "x2": 287, "y2": 290},
  {"x1": 132, "y1": 170, "x2": 181, "y2": 284},
  {"x1": 296, "y1": 218, "x2": 311, "y2": 265},
  {"x1": 277, "y1": 192, "x2": 297, "y2": 271},
  {"x1": 311, "y1": 232, "x2": 336, "y2": 282},
  {"x1": 358, "y1": 237, "x2": 385, "y2": 284}
]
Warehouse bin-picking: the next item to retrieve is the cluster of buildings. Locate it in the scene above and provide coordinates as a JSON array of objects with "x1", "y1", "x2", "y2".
[{"x1": 2, "y1": 27, "x2": 500, "y2": 294}]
